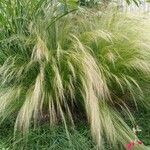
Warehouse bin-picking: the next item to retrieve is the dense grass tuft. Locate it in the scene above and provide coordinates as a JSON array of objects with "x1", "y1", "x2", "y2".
[{"x1": 0, "y1": 1, "x2": 150, "y2": 149}]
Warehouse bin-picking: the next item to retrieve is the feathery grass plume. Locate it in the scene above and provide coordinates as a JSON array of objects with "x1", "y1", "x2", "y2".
[
  {"x1": 0, "y1": 0, "x2": 108, "y2": 148},
  {"x1": 0, "y1": 1, "x2": 150, "y2": 149},
  {"x1": 76, "y1": 6, "x2": 150, "y2": 148}
]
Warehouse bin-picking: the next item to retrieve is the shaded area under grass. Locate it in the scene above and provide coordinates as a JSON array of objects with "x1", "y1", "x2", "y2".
[
  {"x1": 0, "y1": 121, "x2": 97, "y2": 150},
  {"x1": 0, "y1": 107, "x2": 150, "y2": 150}
]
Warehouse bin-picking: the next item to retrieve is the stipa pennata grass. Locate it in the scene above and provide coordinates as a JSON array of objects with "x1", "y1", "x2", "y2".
[{"x1": 0, "y1": 1, "x2": 150, "y2": 149}]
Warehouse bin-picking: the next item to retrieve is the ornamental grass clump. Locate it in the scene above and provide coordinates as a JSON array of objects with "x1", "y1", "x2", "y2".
[
  {"x1": 0, "y1": 1, "x2": 109, "y2": 148},
  {"x1": 76, "y1": 7, "x2": 150, "y2": 148},
  {"x1": 0, "y1": 1, "x2": 150, "y2": 149}
]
